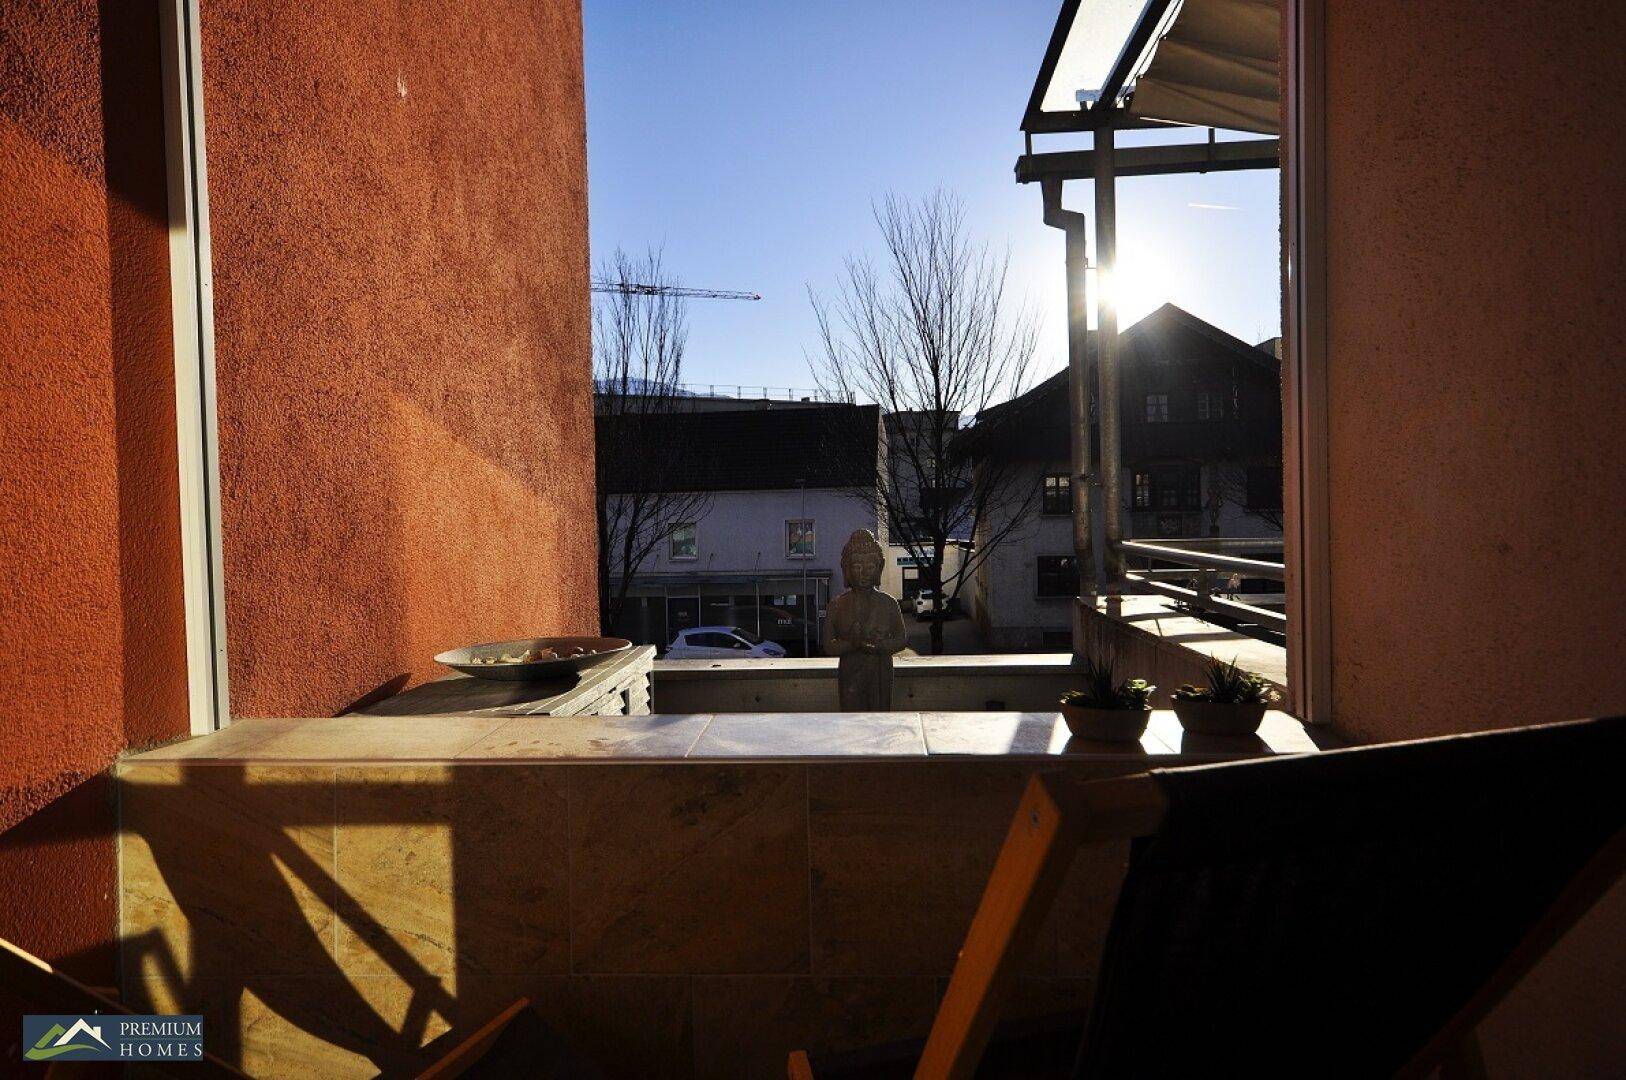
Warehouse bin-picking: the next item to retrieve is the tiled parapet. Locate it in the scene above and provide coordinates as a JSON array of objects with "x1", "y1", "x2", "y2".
[
  {"x1": 333, "y1": 765, "x2": 571, "y2": 979},
  {"x1": 117, "y1": 711, "x2": 1322, "y2": 1076},
  {"x1": 569, "y1": 763, "x2": 810, "y2": 974}
]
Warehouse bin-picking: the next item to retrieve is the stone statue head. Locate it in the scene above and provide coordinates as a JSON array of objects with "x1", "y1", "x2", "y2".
[{"x1": 840, "y1": 529, "x2": 885, "y2": 589}]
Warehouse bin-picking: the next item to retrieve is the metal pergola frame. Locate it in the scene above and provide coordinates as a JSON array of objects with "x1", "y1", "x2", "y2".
[{"x1": 1018, "y1": 0, "x2": 1281, "y2": 650}]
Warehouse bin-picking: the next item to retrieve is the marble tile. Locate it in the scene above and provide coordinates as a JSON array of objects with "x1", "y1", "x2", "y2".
[
  {"x1": 1056, "y1": 711, "x2": 1180, "y2": 756},
  {"x1": 808, "y1": 762, "x2": 1044, "y2": 977},
  {"x1": 239, "y1": 715, "x2": 511, "y2": 760},
  {"x1": 334, "y1": 765, "x2": 570, "y2": 977},
  {"x1": 692, "y1": 976, "x2": 939, "y2": 1080},
  {"x1": 689, "y1": 712, "x2": 926, "y2": 759},
  {"x1": 126, "y1": 718, "x2": 303, "y2": 762},
  {"x1": 120, "y1": 764, "x2": 337, "y2": 980},
  {"x1": 570, "y1": 764, "x2": 809, "y2": 974},
  {"x1": 1145, "y1": 709, "x2": 1315, "y2": 760},
  {"x1": 1257, "y1": 710, "x2": 1321, "y2": 753},
  {"x1": 457, "y1": 714, "x2": 711, "y2": 759},
  {"x1": 125, "y1": 974, "x2": 453, "y2": 1078},
  {"x1": 923, "y1": 712, "x2": 1073, "y2": 756}
]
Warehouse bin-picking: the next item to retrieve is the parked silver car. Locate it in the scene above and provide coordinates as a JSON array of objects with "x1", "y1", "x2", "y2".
[{"x1": 664, "y1": 626, "x2": 787, "y2": 660}]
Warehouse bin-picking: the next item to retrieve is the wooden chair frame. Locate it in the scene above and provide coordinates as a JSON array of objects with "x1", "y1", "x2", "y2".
[
  {"x1": 414, "y1": 996, "x2": 533, "y2": 1080},
  {"x1": 3, "y1": 934, "x2": 534, "y2": 1079},
  {"x1": 793, "y1": 769, "x2": 1626, "y2": 1080},
  {"x1": 1, "y1": 936, "x2": 246, "y2": 1079}
]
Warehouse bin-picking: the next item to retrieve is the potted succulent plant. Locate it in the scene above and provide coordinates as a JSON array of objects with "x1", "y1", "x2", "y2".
[
  {"x1": 1171, "y1": 657, "x2": 1278, "y2": 735},
  {"x1": 1059, "y1": 655, "x2": 1156, "y2": 743}
]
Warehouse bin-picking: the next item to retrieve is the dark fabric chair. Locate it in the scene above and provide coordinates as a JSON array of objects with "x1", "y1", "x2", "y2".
[
  {"x1": 795, "y1": 716, "x2": 1625, "y2": 1079},
  {"x1": 1080, "y1": 715, "x2": 1624, "y2": 1078}
]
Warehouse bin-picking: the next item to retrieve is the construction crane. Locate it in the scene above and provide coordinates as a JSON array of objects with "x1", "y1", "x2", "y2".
[{"x1": 591, "y1": 279, "x2": 761, "y2": 301}]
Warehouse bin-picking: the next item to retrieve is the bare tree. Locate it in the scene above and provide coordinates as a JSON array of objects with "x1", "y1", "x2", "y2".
[
  {"x1": 809, "y1": 191, "x2": 1042, "y2": 655},
  {"x1": 1207, "y1": 461, "x2": 1284, "y2": 533},
  {"x1": 595, "y1": 249, "x2": 712, "y2": 635}
]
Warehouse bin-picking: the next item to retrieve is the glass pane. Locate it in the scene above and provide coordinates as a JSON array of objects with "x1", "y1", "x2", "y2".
[{"x1": 1040, "y1": 0, "x2": 1158, "y2": 112}]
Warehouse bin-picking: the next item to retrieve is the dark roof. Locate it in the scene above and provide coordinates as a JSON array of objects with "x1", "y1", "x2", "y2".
[
  {"x1": 597, "y1": 403, "x2": 880, "y2": 494},
  {"x1": 968, "y1": 304, "x2": 1281, "y2": 461}
]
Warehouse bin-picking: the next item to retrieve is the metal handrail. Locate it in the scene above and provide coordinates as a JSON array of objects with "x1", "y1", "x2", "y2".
[
  {"x1": 1122, "y1": 537, "x2": 1282, "y2": 554},
  {"x1": 674, "y1": 383, "x2": 853, "y2": 403},
  {"x1": 1117, "y1": 539, "x2": 1285, "y2": 581},
  {"x1": 1114, "y1": 537, "x2": 1287, "y2": 631}
]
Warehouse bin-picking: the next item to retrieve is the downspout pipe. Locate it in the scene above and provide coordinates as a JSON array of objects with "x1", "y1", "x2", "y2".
[
  {"x1": 1039, "y1": 178, "x2": 1099, "y2": 662},
  {"x1": 1093, "y1": 126, "x2": 1125, "y2": 597}
]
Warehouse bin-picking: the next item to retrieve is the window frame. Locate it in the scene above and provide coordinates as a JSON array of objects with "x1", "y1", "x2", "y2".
[
  {"x1": 1034, "y1": 554, "x2": 1080, "y2": 600},
  {"x1": 1196, "y1": 389, "x2": 1227, "y2": 421},
  {"x1": 1134, "y1": 465, "x2": 1201, "y2": 512},
  {"x1": 785, "y1": 518, "x2": 816, "y2": 559},
  {"x1": 1040, "y1": 471, "x2": 1073, "y2": 516},
  {"x1": 1144, "y1": 393, "x2": 1170, "y2": 423},
  {"x1": 669, "y1": 522, "x2": 698, "y2": 561},
  {"x1": 162, "y1": 0, "x2": 230, "y2": 734},
  {"x1": 1285, "y1": 0, "x2": 1333, "y2": 724}
]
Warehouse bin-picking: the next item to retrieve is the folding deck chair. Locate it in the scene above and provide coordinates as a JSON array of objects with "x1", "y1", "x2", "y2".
[{"x1": 791, "y1": 715, "x2": 1625, "y2": 1078}]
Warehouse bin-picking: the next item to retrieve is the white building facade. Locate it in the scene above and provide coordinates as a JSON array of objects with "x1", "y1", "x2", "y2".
[{"x1": 601, "y1": 403, "x2": 885, "y2": 655}]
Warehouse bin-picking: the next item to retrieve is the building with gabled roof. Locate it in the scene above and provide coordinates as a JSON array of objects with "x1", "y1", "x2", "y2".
[{"x1": 967, "y1": 303, "x2": 1283, "y2": 649}]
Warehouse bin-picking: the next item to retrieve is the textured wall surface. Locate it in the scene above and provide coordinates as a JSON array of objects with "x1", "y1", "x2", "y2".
[
  {"x1": 1323, "y1": 0, "x2": 1625, "y2": 742},
  {"x1": 1315, "y1": 3, "x2": 1625, "y2": 1073},
  {"x1": 641, "y1": 489, "x2": 878, "y2": 578},
  {"x1": 198, "y1": 0, "x2": 598, "y2": 715},
  {"x1": 0, "y1": 0, "x2": 189, "y2": 988}
]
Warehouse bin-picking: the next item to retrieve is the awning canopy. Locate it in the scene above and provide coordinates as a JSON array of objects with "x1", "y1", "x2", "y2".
[{"x1": 1023, "y1": 0, "x2": 1279, "y2": 136}]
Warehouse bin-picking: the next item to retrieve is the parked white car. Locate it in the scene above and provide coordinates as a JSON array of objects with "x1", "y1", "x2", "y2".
[
  {"x1": 914, "y1": 590, "x2": 942, "y2": 619},
  {"x1": 665, "y1": 626, "x2": 787, "y2": 660}
]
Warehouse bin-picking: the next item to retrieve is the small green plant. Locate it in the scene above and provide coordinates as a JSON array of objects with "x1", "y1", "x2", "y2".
[
  {"x1": 1060, "y1": 654, "x2": 1155, "y2": 711},
  {"x1": 1172, "y1": 656, "x2": 1277, "y2": 705}
]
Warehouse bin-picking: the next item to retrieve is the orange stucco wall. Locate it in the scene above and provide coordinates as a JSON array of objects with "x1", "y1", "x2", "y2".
[
  {"x1": 1322, "y1": 0, "x2": 1626, "y2": 742},
  {"x1": 2, "y1": 0, "x2": 595, "y2": 1010},
  {"x1": 1315, "y1": 3, "x2": 1625, "y2": 1073},
  {"x1": 199, "y1": 0, "x2": 598, "y2": 716},
  {"x1": 0, "y1": 0, "x2": 189, "y2": 985}
]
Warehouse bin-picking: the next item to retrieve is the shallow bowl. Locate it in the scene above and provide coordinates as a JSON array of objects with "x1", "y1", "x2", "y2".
[{"x1": 435, "y1": 636, "x2": 632, "y2": 681}]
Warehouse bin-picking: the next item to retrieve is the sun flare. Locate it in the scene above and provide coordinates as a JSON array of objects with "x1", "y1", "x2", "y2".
[{"x1": 1095, "y1": 249, "x2": 1170, "y2": 327}]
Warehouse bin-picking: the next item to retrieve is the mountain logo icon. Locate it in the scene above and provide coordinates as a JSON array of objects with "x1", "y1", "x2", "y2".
[{"x1": 23, "y1": 1017, "x2": 111, "y2": 1061}]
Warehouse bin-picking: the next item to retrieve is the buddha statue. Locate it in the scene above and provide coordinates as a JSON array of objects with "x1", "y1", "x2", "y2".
[{"x1": 823, "y1": 529, "x2": 907, "y2": 710}]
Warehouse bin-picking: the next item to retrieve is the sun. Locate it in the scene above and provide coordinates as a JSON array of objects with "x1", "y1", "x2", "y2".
[{"x1": 1096, "y1": 248, "x2": 1170, "y2": 327}]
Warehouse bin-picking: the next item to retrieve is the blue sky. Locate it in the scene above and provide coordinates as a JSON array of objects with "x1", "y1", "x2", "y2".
[{"x1": 583, "y1": 0, "x2": 1280, "y2": 396}]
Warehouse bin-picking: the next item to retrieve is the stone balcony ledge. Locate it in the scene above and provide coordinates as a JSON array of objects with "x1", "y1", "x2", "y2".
[{"x1": 122, "y1": 709, "x2": 1321, "y2": 767}]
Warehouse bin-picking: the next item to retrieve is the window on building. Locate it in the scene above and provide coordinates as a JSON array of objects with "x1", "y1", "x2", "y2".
[
  {"x1": 1134, "y1": 465, "x2": 1202, "y2": 511},
  {"x1": 1246, "y1": 465, "x2": 1284, "y2": 510},
  {"x1": 669, "y1": 522, "x2": 697, "y2": 560},
  {"x1": 1042, "y1": 472, "x2": 1072, "y2": 515},
  {"x1": 1035, "y1": 555, "x2": 1079, "y2": 599},
  {"x1": 786, "y1": 519, "x2": 816, "y2": 558},
  {"x1": 1196, "y1": 390, "x2": 1226, "y2": 420},
  {"x1": 1145, "y1": 393, "x2": 1170, "y2": 422}
]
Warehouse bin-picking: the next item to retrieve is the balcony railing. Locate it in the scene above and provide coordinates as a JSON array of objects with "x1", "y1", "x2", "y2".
[{"x1": 1117, "y1": 537, "x2": 1286, "y2": 631}]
